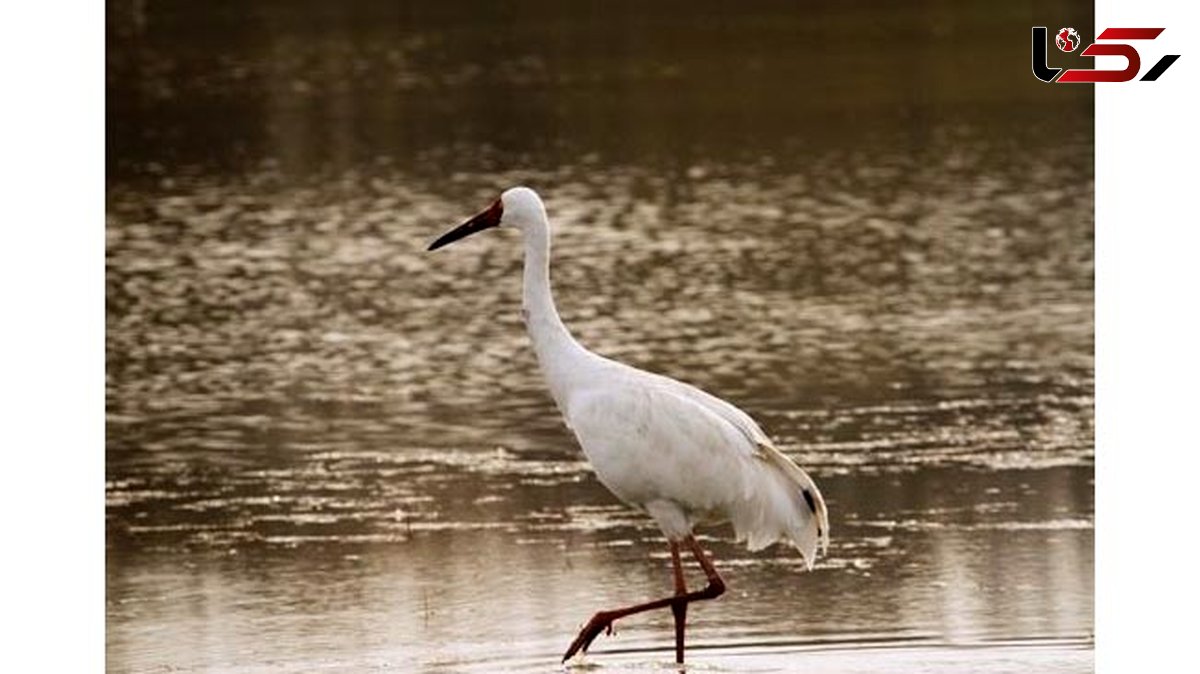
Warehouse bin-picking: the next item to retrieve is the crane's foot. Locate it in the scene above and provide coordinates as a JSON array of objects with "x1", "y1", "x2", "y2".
[
  {"x1": 562, "y1": 610, "x2": 618, "y2": 662},
  {"x1": 562, "y1": 538, "x2": 722, "y2": 665}
]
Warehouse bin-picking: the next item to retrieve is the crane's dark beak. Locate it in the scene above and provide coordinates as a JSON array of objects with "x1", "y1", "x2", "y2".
[{"x1": 427, "y1": 199, "x2": 504, "y2": 251}]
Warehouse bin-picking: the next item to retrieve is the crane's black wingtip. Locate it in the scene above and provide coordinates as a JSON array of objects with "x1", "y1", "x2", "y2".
[{"x1": 802, "y1": 488, "x2": 817, "y2": 514}]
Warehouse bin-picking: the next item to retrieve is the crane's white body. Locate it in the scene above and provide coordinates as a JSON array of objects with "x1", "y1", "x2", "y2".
[{"x1": 505, "y1": 187, "x2": 828, "y2": 567}]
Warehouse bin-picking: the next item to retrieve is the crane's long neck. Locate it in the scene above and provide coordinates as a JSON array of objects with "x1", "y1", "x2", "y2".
[{"x1": 521, "y1": 219, "x2": 591, "y2": 406}]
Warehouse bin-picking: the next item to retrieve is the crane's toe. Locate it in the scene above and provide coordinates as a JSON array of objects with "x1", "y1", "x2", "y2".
[{"x1": 562, "y1": 610, "x2": 617, "y2": 662}]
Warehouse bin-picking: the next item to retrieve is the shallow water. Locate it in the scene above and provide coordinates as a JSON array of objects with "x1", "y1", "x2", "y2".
[{"x1": 107, "y1": 1, "x2": 1093, "y2": 671}]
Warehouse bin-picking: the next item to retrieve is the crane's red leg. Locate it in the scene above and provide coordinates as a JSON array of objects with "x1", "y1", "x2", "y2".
[
  {"x1": 562, "y1": 535, "x2": 725, "y2": 663},
  {"x1": 685, "y1": 535, "x2": 724, "y2": 591},
  {"x1": 670, "y1": 540, "x2": 688, "y2": 664}
]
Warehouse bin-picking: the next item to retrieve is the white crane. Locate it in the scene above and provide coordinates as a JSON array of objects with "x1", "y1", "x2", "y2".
[{"x1": 428, "y1": 187, "x2": 829, "y2": 664}]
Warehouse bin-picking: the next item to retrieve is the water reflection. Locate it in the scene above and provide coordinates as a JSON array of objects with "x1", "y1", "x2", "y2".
[{"x1": 108, "y1": 1, "x2": 1093, "y2": 671}]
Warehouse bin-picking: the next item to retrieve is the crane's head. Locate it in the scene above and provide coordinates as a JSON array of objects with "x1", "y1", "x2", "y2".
[{"x1": 427, "y1": 186, "x2": 546, "y2": 251}]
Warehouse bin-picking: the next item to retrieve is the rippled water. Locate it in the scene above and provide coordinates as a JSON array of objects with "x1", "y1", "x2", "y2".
[{"x1": 107, "y1": 1, "x2": 1093, "y2": 672}]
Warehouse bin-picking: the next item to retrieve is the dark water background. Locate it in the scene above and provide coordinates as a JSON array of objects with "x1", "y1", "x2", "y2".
[{"x1": 107, "y1": 1, "x2": 1094, "y2": 671}]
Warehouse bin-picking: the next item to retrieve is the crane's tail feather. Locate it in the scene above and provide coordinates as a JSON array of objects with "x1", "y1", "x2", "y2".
[{"x1": 730, "y1": 441, "x2": 829, "y2": 570}]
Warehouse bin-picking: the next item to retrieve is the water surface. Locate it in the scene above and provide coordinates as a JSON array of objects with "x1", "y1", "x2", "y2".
[{"x1": 107, "y1": 2, "x2": 1093, "y2": 671}]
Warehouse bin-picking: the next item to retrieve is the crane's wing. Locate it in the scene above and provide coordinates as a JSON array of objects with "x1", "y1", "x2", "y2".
[
  {"x1": 565, "y1": 370, "x2": 829, "y2": 568},
  {"x1": 652, "y1": 373, "x2": 830, "y2": 559}
]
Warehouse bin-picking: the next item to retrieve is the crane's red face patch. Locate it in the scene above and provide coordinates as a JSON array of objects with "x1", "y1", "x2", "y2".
[{"x1": 482, "y1": 198, "x2": 503, "y2": 226}]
